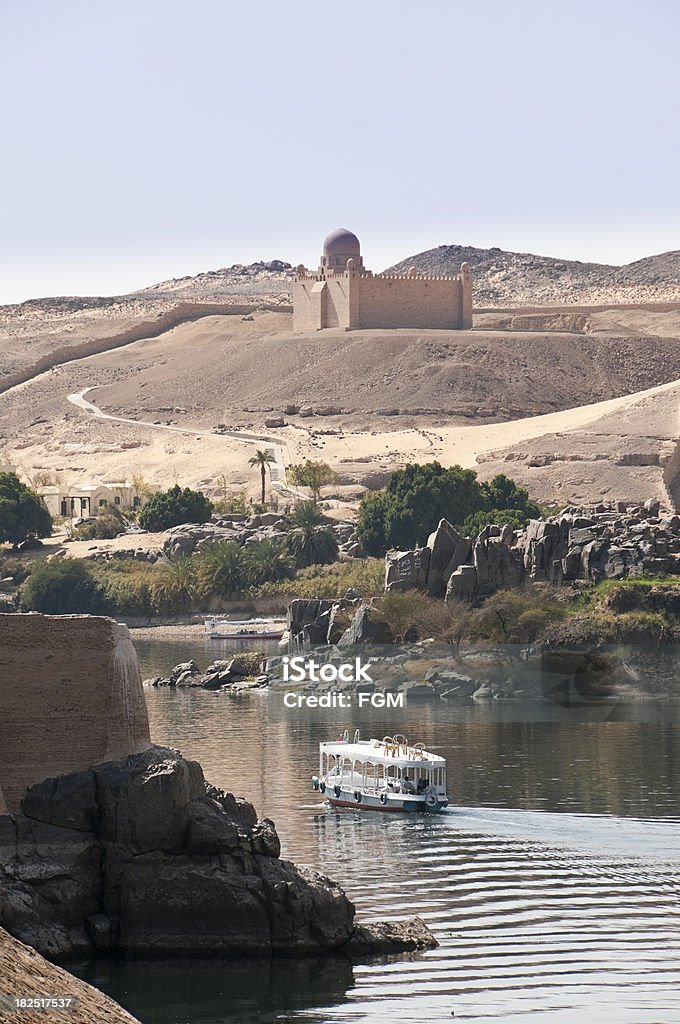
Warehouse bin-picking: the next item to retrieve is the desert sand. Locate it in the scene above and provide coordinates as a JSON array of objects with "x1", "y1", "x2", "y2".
[{"x1": 2, "y1": 304, "x2": 680, "y2": 509}]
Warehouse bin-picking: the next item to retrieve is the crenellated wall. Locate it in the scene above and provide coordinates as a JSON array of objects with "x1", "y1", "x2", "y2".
[
  {"x1": 0, "y1": 614, "x2": 151, "y2": 814},
  {"x1": 293, "y1": 265, "x2": 472, "y2": 331}
]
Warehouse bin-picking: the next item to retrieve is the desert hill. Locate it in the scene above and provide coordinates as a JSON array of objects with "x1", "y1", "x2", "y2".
[
  {"x1": 386, "y1": 246, "x2": 680, "y2": 307},
  {"x1": 2, "y1": 243, "x2": 679, "y2": 395},
  {"x1": 1, "y1": 242, "x2": 680, "y2": 508}
]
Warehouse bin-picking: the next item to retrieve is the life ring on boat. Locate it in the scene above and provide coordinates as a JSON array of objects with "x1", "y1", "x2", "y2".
[
  {"x1": 353, "y1": 791, "x2": 362, "y2": 803},
  {"x1": 334, "y1": 785, "x2": 341, "y2": 798},
  {"x1": 319, "y1": 782, "x2": 326, "y2": 794},
  {"x1": 426, "y1": 794, "x2": 438, "y2": 807},
  {"x1": 380, "y1": 793, "x2": 387, "y2": 805}
]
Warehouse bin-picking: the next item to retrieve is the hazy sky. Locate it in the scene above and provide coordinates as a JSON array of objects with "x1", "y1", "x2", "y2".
[{"x1": 1, "y1": 0, "x2": 678, "y2": 303}]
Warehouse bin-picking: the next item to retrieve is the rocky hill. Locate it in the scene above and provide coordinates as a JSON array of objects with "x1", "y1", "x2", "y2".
[{"x1": 386, "y1": 246, "x2": 680, "y2": 307}]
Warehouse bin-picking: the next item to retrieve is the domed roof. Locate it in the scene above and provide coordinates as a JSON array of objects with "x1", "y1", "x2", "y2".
[{"x1": 323, "y1": 228, "x2": 361, "y2": 257}]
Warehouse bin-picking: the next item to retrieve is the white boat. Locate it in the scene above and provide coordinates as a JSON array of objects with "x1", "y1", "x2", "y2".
[
  {"x1": 313, "y1": 730, "x2": 448, "y2": 813},
  {"x1": 204, "y1": 616, "x2": 287, "y2": 640}
]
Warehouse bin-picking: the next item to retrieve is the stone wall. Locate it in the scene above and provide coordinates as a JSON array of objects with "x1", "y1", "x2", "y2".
[
  {"x1": 355, "y1": 274, "x2": 466, "y2": 330},
  {"x1": 293, "y1": 265, "x2": 473, "y2": 331},
  {"x1": 0, "y1": 614, "x2": 150, "y2": 814}
]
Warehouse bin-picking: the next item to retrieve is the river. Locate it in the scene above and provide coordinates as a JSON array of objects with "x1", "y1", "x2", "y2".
[{"x1": 77, "y1": 636, "x2": 680, "y2": 1024}]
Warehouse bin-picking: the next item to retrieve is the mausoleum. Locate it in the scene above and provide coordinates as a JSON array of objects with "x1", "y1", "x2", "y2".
[{"x1": 294, "y1": 228, "x2": 472, "y2": 332}]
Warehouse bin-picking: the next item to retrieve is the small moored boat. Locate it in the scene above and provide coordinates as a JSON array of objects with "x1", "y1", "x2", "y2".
[
  {"x1": 313, "y1": 730, "x2": 448, "y2": 812},
  {"x1": 204, "y1": 616, "x2": 286, "y2": 640}
]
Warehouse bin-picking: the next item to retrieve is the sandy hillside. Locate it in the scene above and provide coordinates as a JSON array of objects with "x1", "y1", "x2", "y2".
[{"x1": 1, "y1": 304, "x2": 680, "y2": 508}]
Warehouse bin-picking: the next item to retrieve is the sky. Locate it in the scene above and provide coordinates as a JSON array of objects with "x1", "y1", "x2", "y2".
[{"x1": 1, "y1": 0, "x2": 678, "y2": 303}]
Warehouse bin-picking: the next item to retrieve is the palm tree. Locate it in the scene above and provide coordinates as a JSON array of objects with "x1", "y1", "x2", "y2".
[
  {"x1": 286, "y1": 500, "x2": 339, "y2": 568},
  {"x1": 197, "y1": 540, "x2": 248, "y2": 597},
  {"x1": 248, "y1": 449, "x2": 275, "y2": 505},
  {"x1": 151, "y1": 557, "x2": 202, "y2": 614},
  {"x1": 245, "y1": 537, "x2": 296, "y2": 586}
]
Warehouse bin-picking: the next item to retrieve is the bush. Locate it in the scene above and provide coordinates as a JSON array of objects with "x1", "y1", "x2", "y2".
[
  {"x1": 21, "y1": 558, "x2": 107, "y2": 614},
  {"x1": 0, "y1": 472, "x2": 52, "y2": 545},
  {"x1": 463, "y1": 508, "x2": 532, "y2": 536},
  {"x1": 357, "y1": 465, "x2": 542, "y2": 555},
  {"x1": 138, "y1": 485, "x2": 213, "y2": 532},
  {"x1": 253, "y1": 558, "x2": 385, "y2": 600},
  {"x1": 91, "y1": 560, "x2": 157, "y2": 618},
  {"x1": 73, "y1": 510, "x2": 126, "y2": 541},
  {"x1": 151, "y1": 557, "x2": 203, "y2": 615},
  {"x1": 245, "y1": 538, "x2": 296, "y2": 586}
]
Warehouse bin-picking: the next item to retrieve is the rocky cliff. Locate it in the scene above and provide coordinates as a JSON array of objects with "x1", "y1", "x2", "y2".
[
  {"x1": 385, "y1": 500, "x2": 680, "y2": 602},
  {"x1": 0, "y1": 746, "x2": 435, "y2": 962}
]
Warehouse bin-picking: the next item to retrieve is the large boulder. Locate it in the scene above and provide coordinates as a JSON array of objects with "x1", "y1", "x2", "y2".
[
  {"x1": 384, "y1": 548, "x2": 430, "y2": 592},
  {"x1": 338, "y1": 605, "x2": 393, "y2": 646},
  {"x1": 445, "y1": 564, "x2": 477, "y2": 603},
  {"x1": 0, "y1": 746, "x2": 357, "y2": 959},
  {"x1": 425, "y1": 519, "x2": 470, "y2": 598}
]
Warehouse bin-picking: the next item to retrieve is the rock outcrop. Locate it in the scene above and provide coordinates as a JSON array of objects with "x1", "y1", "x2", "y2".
[
  {"x1": 0, "y1": 746, "x2": 356, "y2": 961},
  {"x1": 0, "y1": 614, "x2": 150, "y2": 814},
  {"x1": 385, "y1": 503, "x2": 680, "y2": 603}
]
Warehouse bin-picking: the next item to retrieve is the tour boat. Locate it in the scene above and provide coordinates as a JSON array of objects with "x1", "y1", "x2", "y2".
[
  {"x1": 312, "y1": 731, "x2": 448, "y2": 812},
  {"x1": 204, "y1": 616, "x2": 287, "y2": 640}
]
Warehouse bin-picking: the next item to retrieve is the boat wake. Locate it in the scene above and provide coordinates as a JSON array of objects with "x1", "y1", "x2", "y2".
[{"x1": 447, "y1": 806, "x2": 680, "y2": 863}]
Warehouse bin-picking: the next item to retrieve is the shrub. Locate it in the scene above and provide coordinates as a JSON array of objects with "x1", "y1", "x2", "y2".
[
  {"x1": 21, "y1": 558, "x2": 106, "y2": 614},
  {"x1": 73, "y1": 510, "x2": 126, "y2": 540},
  {"x1": 0, "y1": 472, "x2": 52, "y2": 545},
  {"x1": 91, "y1": 560, "x2": 157, "y2": 618},
  {"x1": 138, "y1": 485, "x2": 213, "y2": 532},
  {"x1": 357, "y1": 465, "x2": 542, "y2": 556},
  {"x1": 253, "y1": 558, "x2": 385, "y2": 600},
  {"x1": 463, "y1": 508, "x2": 531, "y2": 536}
]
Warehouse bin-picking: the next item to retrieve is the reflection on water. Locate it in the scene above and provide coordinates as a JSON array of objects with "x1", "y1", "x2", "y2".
[
  {"x1": 81, "y1": 955, "x2": 354, "y2": 1024},
  {"x1": 75, "y1": 639, "x2": 680, "y2": 1024}
]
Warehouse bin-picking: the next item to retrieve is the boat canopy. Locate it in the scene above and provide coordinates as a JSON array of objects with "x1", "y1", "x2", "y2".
[{"x1": 320, "y1": 734, "x2": 445, "y2": 769}]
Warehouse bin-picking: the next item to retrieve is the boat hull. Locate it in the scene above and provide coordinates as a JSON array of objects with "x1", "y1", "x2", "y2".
[{"x1": 321, "y1": 787, "x2": 448, "y2": 814}]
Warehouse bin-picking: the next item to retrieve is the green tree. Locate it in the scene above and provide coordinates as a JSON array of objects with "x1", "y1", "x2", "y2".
[
  {"x1": 138, "y1": 485, "x2": 213, "y2": 532},
  {"x1": 463, "y1": 508, "x2": 530, "y2": 537},
  {"x1": 354, "y1": 492, "x2": 388, "y2": 556},
  {"x1": 248, "y1": 449, "x2": 276, "y2": 505},
  {"x1": 286, "y1": 500, "x2": 339, "y2": 568},
  {"x1": 197, "y1": 540, "x2": 248, "y2": 597},
  {"x1": 357, "y1": 462, "x2": 483, "y2": 555},
  {"x1": 245, "y1": 537, "x2": 296, "y2": 585},
  {"x1": 21, "y1": 558, "x2": 106, "y2": 614},
  {"x1": 0, "y1": 472, "x2": 52, "y2": 546},
  {"x1": 288, "y1": 460, "x2": 338, "y2": 503},
  {"x1": 480, "y1": 474, "x2": 541, "y2": 519}
]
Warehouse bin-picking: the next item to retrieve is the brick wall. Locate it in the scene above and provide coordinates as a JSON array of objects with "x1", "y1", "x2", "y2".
[{"x1": 0, "y1": 614, "x2": 151, "y2": 814}]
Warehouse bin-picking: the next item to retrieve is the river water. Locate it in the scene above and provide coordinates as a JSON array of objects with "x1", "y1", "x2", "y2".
[{"x1": 78, "y1": 637, "x2": 680, "y2": 1024}]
